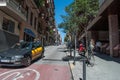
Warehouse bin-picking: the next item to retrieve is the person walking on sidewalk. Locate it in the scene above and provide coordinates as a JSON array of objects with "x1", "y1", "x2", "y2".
[
  {"x1": 95, "y1": 40, "x2": 102, "y2": 52},
  {"x1": 89, "y1": 39, "x2": 95, "y2": 53}
]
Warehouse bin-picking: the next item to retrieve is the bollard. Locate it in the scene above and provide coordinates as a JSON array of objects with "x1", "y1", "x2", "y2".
[
  {"x1": 83, "y1": 57, "x2": 86, "y2": 80},
  {"x1": 73, "y1": 49, "x2": 76, "y2": 65}
]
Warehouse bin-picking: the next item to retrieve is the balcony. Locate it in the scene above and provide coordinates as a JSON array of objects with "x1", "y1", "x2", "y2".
[{"x1": 0, "y1": 0, "x2": 26, "y2": 21}]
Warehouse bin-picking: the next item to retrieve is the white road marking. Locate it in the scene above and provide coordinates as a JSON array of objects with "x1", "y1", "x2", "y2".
[
  {"x1": 0, "y1": 68, "x2": 40, "y2": 80},
  {"x1": 26, "y1": 72, "x2": 30, "y2": 76}
]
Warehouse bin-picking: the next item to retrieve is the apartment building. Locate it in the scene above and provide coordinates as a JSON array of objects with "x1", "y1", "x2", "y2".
[
  {"x1": 0, "y1": 0, "x2": 55, "y2": 50},
  {"x1": 85, "y1": 0, "x2": 120, "y2": 57},
  {"x1": 37, "y1": 0, "x2": 55, "y2": 46}
]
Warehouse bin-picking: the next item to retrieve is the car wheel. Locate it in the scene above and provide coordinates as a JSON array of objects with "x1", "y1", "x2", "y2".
[{"x1": 24, "y1": 56, "x2": 31, "y2": 67}]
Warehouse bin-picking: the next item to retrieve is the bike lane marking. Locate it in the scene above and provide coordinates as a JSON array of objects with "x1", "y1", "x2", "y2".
[
  {"x1": 0, "y1": 68, "x2": 40, "y2": 80},
  {"x1": 30, "y1": 64, "x2": 71, "y2": 80},
  {"x1": 0, "y1": 64, "x2": 71, "y2": 80}
]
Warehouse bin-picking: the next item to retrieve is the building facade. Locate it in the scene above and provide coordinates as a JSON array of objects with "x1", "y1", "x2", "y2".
[
  {"x1": 0, "y1": 0, "x2": 56, "y2": 50},
  {"x1": 80, "y1": 0, "x2": 120, "y2": 57}
]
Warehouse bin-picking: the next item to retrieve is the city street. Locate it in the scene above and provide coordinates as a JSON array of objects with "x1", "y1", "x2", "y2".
[
  {"x1": 0, "y1": 44, "x2": 120, "y2": 80},
  {"x1": 0, "y1": 45, "x2": 72, "y2": 80},
  {"x1": 0, "y1": 0, "x2": 120, "y2": 80}
]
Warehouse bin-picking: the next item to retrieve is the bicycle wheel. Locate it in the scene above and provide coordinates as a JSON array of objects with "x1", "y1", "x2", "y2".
[{"x1": 88, "y1": 53, "x2": 95, "y2": 67}]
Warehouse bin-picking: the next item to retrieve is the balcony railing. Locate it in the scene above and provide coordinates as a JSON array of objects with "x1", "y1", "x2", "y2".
[{"x1": 7, "y1": 0, "x2": 26, "y2": 20}]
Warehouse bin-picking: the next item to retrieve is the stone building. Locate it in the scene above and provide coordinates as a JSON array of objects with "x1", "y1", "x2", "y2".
[
  {"x1": 0, "y1": 0, "x2": 55, "y2": 50},
  {"x1": 80, "y1": 0, "x2": 120, "y2": 57}
]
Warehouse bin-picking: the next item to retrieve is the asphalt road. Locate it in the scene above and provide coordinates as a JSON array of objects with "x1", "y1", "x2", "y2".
[{"x1": 0, "y1": 45, "x2": 72, "y2": 80}]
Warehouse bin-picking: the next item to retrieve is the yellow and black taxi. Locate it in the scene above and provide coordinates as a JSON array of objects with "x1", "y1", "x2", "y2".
[{"x1": 0, "y1": 41, "x2": 44, "y2": 67}]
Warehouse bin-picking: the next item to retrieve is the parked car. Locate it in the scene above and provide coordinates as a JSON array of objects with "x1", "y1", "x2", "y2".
[{"x1": 0, "y1": 41, "x2": 44, "y2": 67}]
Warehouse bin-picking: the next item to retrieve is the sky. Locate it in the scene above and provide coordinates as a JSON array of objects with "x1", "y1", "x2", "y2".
[{"x1": 54, "y1": 0, "x2": 73, "y2": 42}]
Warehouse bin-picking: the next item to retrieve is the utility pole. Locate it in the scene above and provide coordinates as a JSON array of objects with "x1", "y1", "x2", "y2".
[
  {"x1": 73, "y1": 0, "x2": 77, "y2": 65},
  {"x1": 73, "y1": 31, "x2": 77, "y2": 65}
]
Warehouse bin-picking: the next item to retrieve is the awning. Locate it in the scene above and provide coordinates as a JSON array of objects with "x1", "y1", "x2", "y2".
[
  {"x1": 24, "y1": 28, "x2": 36, "y2": 37},
  {"x1": 87, "y1": 15, "x2": 108, "y2": 31},
  {"x1": 87, "y1": 16, "x2": 102, "y2": 30}
]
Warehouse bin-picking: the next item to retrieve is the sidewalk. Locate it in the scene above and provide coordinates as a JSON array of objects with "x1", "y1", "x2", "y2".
[{"x1": 66, "y1": 51, "x2": 120, "y2": 80}]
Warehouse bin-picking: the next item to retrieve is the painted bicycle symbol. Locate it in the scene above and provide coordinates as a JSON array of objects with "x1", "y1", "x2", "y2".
[{"x1": 0, "y1": 68, "x2": 40, "y2": 80}]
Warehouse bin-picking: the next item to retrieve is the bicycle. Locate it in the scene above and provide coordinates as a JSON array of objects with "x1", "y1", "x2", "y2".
[
  {"x1": 87, "y1": 48, "x2": 95, "y2": 67},
  {"x1": 78, "y1": 48, "x2": 95, "y2": 67}
]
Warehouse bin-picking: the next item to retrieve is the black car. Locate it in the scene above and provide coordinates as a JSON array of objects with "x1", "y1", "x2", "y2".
[{"x1": 0, "y1": 42, "x2": 44, "y2": 67}]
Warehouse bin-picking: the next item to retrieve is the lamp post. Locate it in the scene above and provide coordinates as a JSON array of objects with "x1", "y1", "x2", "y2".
[
  {"x1": 53, "y1": 28, "x2": 57, "y2": 45},
  {"x1": 83, "y1": 0, "x2": 87, "y2": 80},
  {"x1": 73, "y1": 31, "x2": 77, "y2": 65},
  {"x1": 74, "y1": 0, "x2": 87, "y2": 80}
]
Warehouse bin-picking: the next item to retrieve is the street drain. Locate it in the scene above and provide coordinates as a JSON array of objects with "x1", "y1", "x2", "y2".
[{"x1": 54, "y1": 68, "x2": 58, "y2": 71}]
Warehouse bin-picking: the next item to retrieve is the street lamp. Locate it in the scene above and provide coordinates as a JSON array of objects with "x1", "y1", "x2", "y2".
[{"x1": 53, "y1": 28, "x2": 58, "y2": 45}]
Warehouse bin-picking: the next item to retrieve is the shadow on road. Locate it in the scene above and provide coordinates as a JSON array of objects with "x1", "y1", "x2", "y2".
[
  {"x1": 58, "y1": 49, "x2": 69, "y2": 53},
  {"x1": 42, "y1": 58, "x2": 64, "y2": 62},
  {"x1": 62, "y1": 55, "x2": 82, "y2": 62},
  {"x1": 0, "y1": 65, "x2": 25, "y2": 69},
  {"x1": 57, "y1": 47, "x2": 69, "y2": 53},
  {"x1": 94, "y1": 52, "x2": 120, "y2": 64}
]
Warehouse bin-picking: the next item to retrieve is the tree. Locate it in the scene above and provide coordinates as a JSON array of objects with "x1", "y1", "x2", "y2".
[
  {"x1": 64, "y1": 34, "x2": 69, "y2": 42},
  {"x1": 58, "y1": 0, "x2": 99, "y2": 41},
  {"x1": 58, "y1": 3, "x2": 78, "y2": 42}
]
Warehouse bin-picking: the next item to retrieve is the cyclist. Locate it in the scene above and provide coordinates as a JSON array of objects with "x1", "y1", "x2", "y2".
[
  {"x1": 78, "y1": 40, "x2": 95, "y2": 66},
  {"x1": 78, "y1": 43, "x2": 86, "y2": 56}
]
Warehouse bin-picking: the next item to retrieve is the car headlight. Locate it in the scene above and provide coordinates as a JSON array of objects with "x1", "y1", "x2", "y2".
[
  {"x1": 11, "y1": 55, "x2": 24, "y2": 59},
  {"x1": 14, "y1": 56, "x2": 24, "y2": 58}
]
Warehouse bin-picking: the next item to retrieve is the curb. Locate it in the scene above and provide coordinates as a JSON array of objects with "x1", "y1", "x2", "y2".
[{"x1": 65, "y1": 51, "x2": 74, "y2": 80}]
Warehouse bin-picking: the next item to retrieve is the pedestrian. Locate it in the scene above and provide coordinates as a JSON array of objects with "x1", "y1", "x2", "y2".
[
  {"x1": 95, "y1": 40, "x2": 102, "y2": 52},
  {"x1": 89, "y1": 39, "x2": 95, "y2": 53}
]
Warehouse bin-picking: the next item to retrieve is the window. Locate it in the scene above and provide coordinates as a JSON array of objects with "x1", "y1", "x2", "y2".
[
  {"x1": 30, "y1": 12, "x2": 33, "y2": 25},
  {"x1": 26, "y1": 6, "x2": 29, "y2": 21},
  {"x1": 37, "y1": 22, "x2": 42, "y2": 34},
  {"x1": 8, "y1": 20, "x2": 15, "y2": 32},
  {"x1": 2, "y1": 17, "x2": 15, "y2": 33},
  {"x1": 34, "y1": 17, "x2": 36, "y2": 29}
]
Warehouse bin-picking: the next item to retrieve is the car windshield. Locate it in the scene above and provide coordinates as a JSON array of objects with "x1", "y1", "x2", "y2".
[{"x1": 12, "y1": 42, "x2": 31, "y2": 49}]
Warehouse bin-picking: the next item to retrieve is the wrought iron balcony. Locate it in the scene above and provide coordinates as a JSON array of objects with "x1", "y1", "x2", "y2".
[
  {"x1": 8, "y1": 0, "x2": 26, "y2": 20},
  {"x1": 0, "y1": 0, "x2": 27, "y2": 21}
]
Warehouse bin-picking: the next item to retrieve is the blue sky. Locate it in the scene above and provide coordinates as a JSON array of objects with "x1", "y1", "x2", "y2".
[{"x1": 54, "y1": 0, "x2": 73, "y2": 42}]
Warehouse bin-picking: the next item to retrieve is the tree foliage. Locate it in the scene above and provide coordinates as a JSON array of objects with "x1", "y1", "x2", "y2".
[
  {"x1": 58, "y1": 0, "x2": 99, "y2": 42},
  {"x1": 34, "y1": 0, "x2": 45, "y2": 8},
  {"x1": 64, "y1": 34, "x2": 69, "y2": 42}
]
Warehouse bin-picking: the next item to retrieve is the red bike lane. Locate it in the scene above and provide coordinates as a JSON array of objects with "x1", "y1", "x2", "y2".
[{"x1": 0, "y1": 64, "x2": 71, "y2": 80}]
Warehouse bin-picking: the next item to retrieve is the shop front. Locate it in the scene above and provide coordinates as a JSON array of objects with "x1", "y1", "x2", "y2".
[{"x1": 24, "y1": 28, "x2": 36, "y2": 42}]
